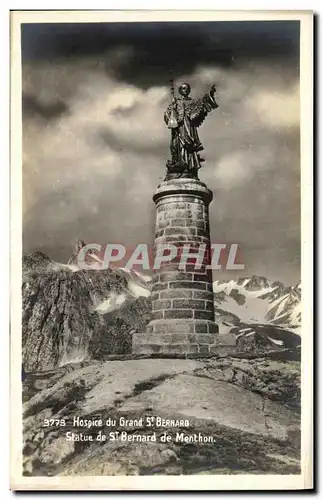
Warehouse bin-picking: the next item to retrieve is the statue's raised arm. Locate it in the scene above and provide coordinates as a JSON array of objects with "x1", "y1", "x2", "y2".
[{"x1": 164, "y1": 82, "x2": 219, "y2": 181}]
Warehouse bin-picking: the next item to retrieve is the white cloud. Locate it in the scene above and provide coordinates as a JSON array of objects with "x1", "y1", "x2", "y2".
[
  {"x1": 23, "y1": 67, "x2": 169, "y2": 215},
  {"x1": 22, "y1": 59, "x2": 301, "y2": 283},
  {"x1": 214, "y1": 147, "x2": 273, "y2": 189},
  {"x1": 244, "y1": 83, "x2": 300, "y2": 129}
]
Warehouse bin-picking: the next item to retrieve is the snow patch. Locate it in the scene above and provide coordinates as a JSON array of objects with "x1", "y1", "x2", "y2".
[
  {"x1": 213, "y1": 277, "x2": 301, "y2": 330},
  {"x1": 268, "y1": 294, "x2": 290, "y2": 316},
  {"x1": 96, "y1": 293, "x2": 127, "y2": 314},
  {"x1": 128, "y1": 280, "x2": 150, "y2": 298},
  {"x1": 267, "y1": 336, "x2": 284, "y2": 346},
  {"x1": 52, "y1": 262, "x2": 79, "y2": 272},
  {"x1": 289, "y1": 302, "x2": 302, "y2": 325}
]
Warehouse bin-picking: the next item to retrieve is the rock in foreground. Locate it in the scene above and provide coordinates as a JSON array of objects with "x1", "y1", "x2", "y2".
[{"x1": 23, "y1": 358, "x2": 300, "y2": 476}]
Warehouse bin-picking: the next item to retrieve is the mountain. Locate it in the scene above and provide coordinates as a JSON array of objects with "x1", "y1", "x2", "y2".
[
  {"x1": 22, "y1": 243, "x2": 301, "y2": 371},
  {"x1": 23, "y1": 251, "x2": 56, "y2": 271},
  {"x1": 21, "y1": 248, "x2": 302, "y2": 478},
  {"x1": 213, "y1": 276, "x2": 301, "y2": 332},
  {"x1": 213, "y1": 275, "x2": 301, "y2": 354},
  {"x1": 67, "y1": 239, "x2": 103, "y2": 268},
  {"x1": 22, "y1": 243, "x2": 151, "y2": 371}
]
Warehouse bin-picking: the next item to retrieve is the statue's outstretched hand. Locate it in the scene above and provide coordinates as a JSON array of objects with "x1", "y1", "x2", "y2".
[{"x1": 210, "y1": 84, "x2": 217, "y2": 97}]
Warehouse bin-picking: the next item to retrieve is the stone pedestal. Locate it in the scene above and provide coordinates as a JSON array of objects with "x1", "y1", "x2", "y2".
[{"x1": 132, "y1": 178, "x2": 219, "y2": 356}]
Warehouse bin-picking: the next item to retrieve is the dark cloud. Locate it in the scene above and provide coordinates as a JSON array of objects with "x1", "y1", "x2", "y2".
[
  {"x1": 21, "y1": 21, "x2": 301, "y2": 285},
  {"x1": 22, "y1": 93, "x2": 69, "y2": 120},
  {"x1": 22, "y1": 21, "x2": 300, "y2": 88}
]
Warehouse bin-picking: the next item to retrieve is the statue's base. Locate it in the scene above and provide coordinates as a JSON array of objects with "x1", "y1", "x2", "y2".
[
  {"x1": 132, "y1": 333, "x2": 236, "y2": 358},
  {"x1": 132, "y1": 319, "x2": 219, "y2": 357},
  {"x1": 164, "y1": 160, "x2": 198, "y2": 182},
  {"x1": 132, "y1": 178, "x2": 219, "y2": 357},
  {"x1": 132, "y1": 332, "x2": 221, "y2": 358}
]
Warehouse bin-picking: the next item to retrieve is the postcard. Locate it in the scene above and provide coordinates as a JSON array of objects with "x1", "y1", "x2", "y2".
[{"x1": 10, "y1": 10, "x2": 313, "y2": 490}]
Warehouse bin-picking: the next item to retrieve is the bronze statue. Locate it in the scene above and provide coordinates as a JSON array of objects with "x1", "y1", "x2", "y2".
[{"x1": 164, "y1": 82, "x2": 218, "y2": 180}]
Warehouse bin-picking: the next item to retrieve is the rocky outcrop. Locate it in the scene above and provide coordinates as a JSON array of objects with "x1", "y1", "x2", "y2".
[
  {"x1": 23, "y1": 358, "x2": 301, "y2": 476},
  {"x1": 23, "y1": 251, "x2": 54, "y2": 272},
  {"x1": 22, "y1": 247, "x2": 301, "y2": 372},
  {"x1": 89, "y1": 296, "x2": 151, "y2": 358},
  {"x1": 234, "y1": 324, "x2": 301, "y2": 354},
  {"x1": 22, "y1": 251, "x2": 144, "y2": 371}
]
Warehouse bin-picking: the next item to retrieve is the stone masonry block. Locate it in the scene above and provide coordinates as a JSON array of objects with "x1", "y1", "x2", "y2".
[
  {"x1": 164, "y1": 210, "x2": 193, "y2": 220},
  {"x1": 164, "y1": 309, "x2": 193, "y2": 319},
  {"x1": 152, "y1": 319, "x2": 195, "y2": 334},
  {"x1": 160, "y1": 289, "x2": 193, "y2": 299},
  {"x1": 194, "y1": 221, "x2": 206, "y2": 230},
  {"x1": 165, "y1": 227, "x2": 198, "y2": 237},
  {"x1": 168, "y1": 202, "x2": 188, "y2": 210},
  {"x1": 160, "y1": 344, "x2": 199, "y2": 355},
  {"x1": 194, "y1": 310, "x2": 214, "y2": 320},
  {"x1": 196, "y1": 228, "x2": 208, "y2": 237},
  {"x1": 156, "y1": 205, "x2": 168, "y2": 212},
  {"x1": 158, "y1": 261, "x2": 184, "y2": 271},
  {"x1": 170, "y1": 219, "x2": 189, "y2": 227},
  {"x1": 193, "y1": 290, "x2": 214, "y2": 301},
  {"x1": 198, "y1": 345, "x2": 211, "y2": 354},
  {"x1": 151, "y1": 282, "x2": 168, "y2": 292},
  {"x1": 157, "y1": 220, "x2": 171, "y2": 229},
  {"x1": 194, "y1": 334, "x2": 216, "y2": 344},
  {"x1": 194, "y1": 322, "x2": 209, "y2": 333},
  {"x1": 169, "y1": 281, "x2": 210, "y2": 291},
  {"x1": 180, "y1": 265, "x2": 207, "y2": 274},
  {"x1": 173, "y1": 299, "x2": 205, "y2": 310},
  {"x1": 151, "y1": 310, "x2": 164, "y2": 320},
  {"x1": 208, "y1": 323, "x2": 219, "y2": 333},
  {"x1": 160, "y1": 272, "x2": 193, "y2": 282},
  {"x1": 132, "y1": 343, "x2": 162, "y2": 355},
  {"x1": 169, "y1": 333, "x2": 190, "y2": 343},
  {"x1": 186, "y1": 212, "x2": 206, "y2": 222},
  {"x1": 171, "y1": 241, "x2": 201, "y2": 249},
  {"x1": 193, "y1": 273, "x2": 210, "y2": 282},
  {"x1": 158, "y1": 263, "x2": 182, "y2": 273},
  {"x1": 133, "y1": 333, "x2": 172, "y2": 345},
  {"x1": 204, "y1": 301, "x2": 215, "y2": 312},
  {"x1": 190, "y1": 213, "x2": 206, "y2": 222},
  {"x1": 155, "y1": 236, "x2": 188, "y2": 245},
  {"x1": 189, "y1": 236, "x2": 210, "y2": 244}
]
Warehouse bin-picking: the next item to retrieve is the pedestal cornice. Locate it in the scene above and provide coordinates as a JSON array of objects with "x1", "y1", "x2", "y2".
[{"x1": 153, "y1": 178, "x2": 213, "y2": 206}]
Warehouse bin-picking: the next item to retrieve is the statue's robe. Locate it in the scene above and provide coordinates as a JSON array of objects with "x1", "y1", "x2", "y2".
[{"x1": 164, "y1": 92, "x2": 218, "y2": 175}]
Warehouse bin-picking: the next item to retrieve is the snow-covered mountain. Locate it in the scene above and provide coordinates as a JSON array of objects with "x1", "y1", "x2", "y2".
[
  {"x1": 22, "y1": 241, "x2": 301, "y2": 370},
  {"x1": 213, "y1": 276, "x2": 301, "y2": 333},
  {"x1": 22, "y1": 242, "x2": 152, "y2": 371}
]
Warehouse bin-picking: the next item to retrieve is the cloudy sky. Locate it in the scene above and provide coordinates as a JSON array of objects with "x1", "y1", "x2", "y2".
[{"x1": 22, "y1": 20, "x2": 300, "y2": 284}]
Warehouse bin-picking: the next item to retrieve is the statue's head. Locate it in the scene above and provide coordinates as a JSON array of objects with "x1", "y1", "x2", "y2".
[{"x1": 178, "y1": 83, "x2": 191, "y2": 97}]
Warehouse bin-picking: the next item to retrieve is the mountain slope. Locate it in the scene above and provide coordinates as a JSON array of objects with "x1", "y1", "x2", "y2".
[
  {"x1": 213, "y1": 276, "x2": 301, "y2": 332},
  {"x1": 22, "y1": 243, "x2": 301, "y2": 370},
  {"x1": 22, "y1": 245, "x2": 151, "y2": 371}
]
